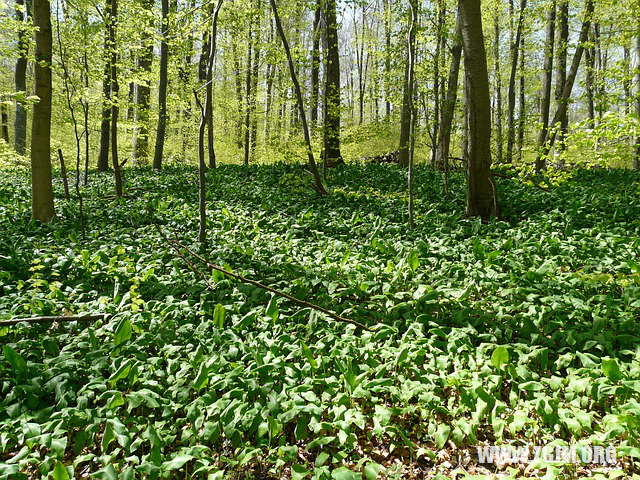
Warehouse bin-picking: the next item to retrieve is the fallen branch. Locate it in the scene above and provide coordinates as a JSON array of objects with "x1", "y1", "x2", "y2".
[
  {"x1": 492, "y1": 171, "x2": 551, "y2": 192},
  {"x1": 152, "y1": 222, "x2": 371, "y2": 332},
  {"x1": 0, "y1": 314, "x2": 106, "y2": 327}
]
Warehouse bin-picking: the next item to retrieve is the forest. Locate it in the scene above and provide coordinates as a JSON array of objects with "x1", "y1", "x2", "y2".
[{"x1": 1, "y1": 0, "x2": 640, "y2": 477}]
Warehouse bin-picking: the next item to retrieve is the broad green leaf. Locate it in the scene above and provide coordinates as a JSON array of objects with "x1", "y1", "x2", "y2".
[
  {"x1": 213, "y1": 303, "x2": 225, "y2": 328},
  {"x1": 602, "y1": 358, "x2": 623, "y2": 382},
  {"x1": 407, "y1": 250, "x2": 419, "y2": 272},
  {"x1": 491, "y1": 346, "x2": 509, "y2": 369},
  {"x1": 2, "y1": 345, "x2": 26, "y2": 371},
  {"x1": 113, "y1": 317, "x2": 132, "y2": 347},
  {"x1": 52, "y1": 461, "x2": 70, "y2": 480}
]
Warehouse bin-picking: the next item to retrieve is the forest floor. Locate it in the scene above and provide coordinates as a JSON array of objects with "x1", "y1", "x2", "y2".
[{"x1": 0, "y1": 163, "x2": 639, "y2": 479}]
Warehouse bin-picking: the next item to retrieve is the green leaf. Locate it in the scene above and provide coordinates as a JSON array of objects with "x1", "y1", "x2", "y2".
[
  {"x1": 435, "y1": 424, "x2": 451, "y2": 449},
  {"x1": 364, "y1": 462, "x2": 383, "y2": 480},
  {"x1": 113, "y1": 317, "x2": 132, "y2": 347},
  {"x1": 162, "y1": 453, "x2": 194, "y2": 471},
  {"x1": 331, "y1": 467, "x2": 360, "y2": 480},
  {"x1": 52, "y1": 461, "x2": 70, "y2": 480},
  {"x1": 602, "y1": 358, "x2": 623, "y2": 382},
  {"x1": 407, "y1": 250, "x2": 419, "y2": 272},
  {"x1": 193, "y1": 363, "x2": 210, "y2": 391},
  {"x1": 102, "y1": 423, "x2": 115, "y2": 453},
  {"x1": 2, "y1": 345, "x2": 26, "y2": 371},
  {"x1": 300, "y1": 341, "x2": 318, "y2": 370},
  {"x1": 291, "y1": 464, "x2": 311, "y2": 480},
  {"x1": 213, "y1": 303, "x2": 226, "y2": 328},
  {"x1": 491, "y1": 346, "x2": 509, "y2": 370}
]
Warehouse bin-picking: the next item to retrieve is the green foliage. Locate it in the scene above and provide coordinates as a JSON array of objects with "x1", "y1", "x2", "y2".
[{"x1": 1, "y1": 164, "x2": 640, "y2": 478}]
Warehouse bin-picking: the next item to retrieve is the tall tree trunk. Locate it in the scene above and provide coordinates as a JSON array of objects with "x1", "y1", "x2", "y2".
[
  {"x1": 31, "y1": 0, "x2": 55, "y2": 221},
  {"x1": 493, "y1": 10, "x2": 503, "y2": 163},
  {"x1": 554, "y1": 0, "x2": 568, "y2": 155},
  {"x1": 436, "y1": 13, "x2": 462, "y2": 170},
  {"x1": 249, "y1": 1, "x2": 261, "y2": 162},
  {"x1": 270, "y1": 0, "x2": 327, "y2": 194},
  {"x1": 97, "y1": 0, "x2": 111, "y2": 172},
  {"x1": 506, "y1": 0, "x2": 526, "y2": 162},
  {"x1": 153, "y1": 0, "x2": 169, "y2": 170},
  {"x1": 14, "y1": 0, "x2": 30, "y2": 154},
  {"x1": 132, "y1": 0, "x2": 154, "y2": 162},
  {"x1": 634, "y1": 30, "x2": 640, "y2": 170},
  {"x1": 517, "y1": 34, "x2": 525, "y2": 159},
  {"x1": 407, "y1": 0, "x2": 417, "y2": 228},
  {"x1": 310, "y1": 0, "x2": 321, "y2": 128},
  {"x1": 232, "y1": 42, "x2": 244, "y2": 149},
  {"x1": 1, "y1": 103, "x2": 8, "y2": 142},
  {"x1": 585, "y1": 28, "x2": 595, "y2": 128},
  {"x1": 197, "y1": 0, "x2": 223, "y2": 246},
  {"x1": 398, "y1": 0, "x2": 417, "y2": 167},
  {"x1": 430, "y1": 0, "x2": 443, "y2": 165},
  {"x1": 537, "y1": 0, "x2": 594, "y2": 164},
  {"x1": 623, "y1": 45, "x2": 631, "y2": 115},
  {"x1": 243, "y1": 13, "x2": 254, "y2": 165},
  {"x1": 265, "y1": 20, "x2": 275, "y2": 142},
  {"x1": 384, "y1": 0, "x2": 391, "y2": 118},
  {"x1": 324, "y1": 0, "x2": 342, "y2": 166},
  {"x1": 110, "y1": 0, "x2": 122, "y2": 197},
  {"x1": 535, "y1": 0, "x2": 555, "y2": 172},
  {"x1": 459, "y1": 0, "x2": 499, "y2": 220}
]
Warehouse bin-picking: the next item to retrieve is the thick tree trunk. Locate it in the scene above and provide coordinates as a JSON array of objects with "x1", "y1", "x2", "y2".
[
  {"x1": 97, "y1": 0, "x2": 111, "y2": 172},
  {"x1": 132, "y1": 0, "x2": 154, "y2": 162},
  {"x1": 493, "y1": 11, "x2": 503, "y2": 164},
  {"x1": 435, "y1": 13, "x2": 462, "y2": 170},
  {"x1": 31, "y1": 0, "x2": 55, "y2": 222},
  {"x1": 538, "y1": 0, "x2": 594, "y2": 164},
  {"x1": 110, "y1": 0, "x2": 122, "y2": 197},
  {"x1": 535, "y1": 1, "x2": 555, "y2": 172},
  {"x1": 398, "y1": 0, "x2": 417, "y2": 167},
  {"x1": 310, "y1": 0, "x2": 321, "y2": 128},
  {"x1": 323, "y1": 0, "x2": 342, "y2": 166},
  {"x1": 506, "y1": 0, "x2": 526, "y2": 162},
  {"x1": 153, "y1": 0, "x2": 169, "y2": 170},
  {"x1": 270, "y1": 0, "x2": 327, "y2": 194},
  {"x1": 459, "y1": 0, "x2": 499, "y2": 221},
  {"x1": 14, "y1": 0, "x2": 29, "y2": 154}
]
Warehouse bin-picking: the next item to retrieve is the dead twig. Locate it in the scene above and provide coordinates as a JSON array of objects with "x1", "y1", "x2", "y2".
[
  {"x1": 0, "y1": 314, "x2": 106, "y2": 327},
  {"x1": 152, "y1": 220, "x2": 371, "y2": 332}
]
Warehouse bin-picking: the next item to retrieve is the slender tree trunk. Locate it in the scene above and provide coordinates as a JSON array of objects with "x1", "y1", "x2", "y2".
[
  {"x1": 132, "y1": 0, "x2": 154, "y2": 162},
  {"x1": 585, "y1": 29, "x2": 596, "y2": 128},
  {"x1": 538, "y1": 0, "x2": 594, "y2": 164},
  {"x1": 555, "y1": 0, "x2": 568, "y2": 156},
  {"x1": 232, "y1": 42, "x2": 244, "y2": 149},
  {"x1": 459, "y1": 0, "x2": 499, "y2": 220},
  {"x1": 197, "y1": 0, "x2": 223, "y2": 245},
  {"x1": 31, "y1": 0, "x2": 55, "y2": 221},
  {"x1": 265, "y1": 20, "x2": 275, "y2": 142},
  {"x1": 461, "y1": 70, "x2": 469, "y2": 165},
  {"x1": 506, "y1": 0, "x2": 526, "y2": 162},
  {"x1": 398, "y1": 0, "x2": 417, "y2": 167},
  {"x1": 436, "y1": 13, "x2": 462, "y2": 170},
  {"x1": 535, "y1": 0, "x2": 555, "y2": 172},
  {"x1": 430, "y1": 0, "x2": 443, "y2": 165},
  {"x1": 153, "y1": 0, "x2": 169, "y2": 170},
  {"x1": 14, "y1": 0, "x2": 30, "y2": 154},
  {"x1": 243, "y1": 13, "x2": 254, "y2": 165},
  {"x1": 249, "y1": 0, "x2": 261, "y2": 162},
  {"x1": 270, "y1": 0, "x2": 327, "y2": 194},
  {"x1": 623, "y1": 45, "x2": 631, "y2": 115},
  {"x1": 634, "y1": 30, "x2": 640, "y2": 169},
  {"x1": 493, "y1": 10, "x2": 503, "y2": 163},
  {"x1": 110, "y1": 0, "x2": 122, "y2": 197},
  {"x1": 407, "y1": 0, "x2": 417, "y2": 228},
  {"x1": 310, "y1": 0, "x2": 321, "y2": 128},
  {"x1": 1, "y1": 103, "x2": 8, "y2": 142},
  {"x1": 97, "y1": 0, "x2": 111, "y2": 172},
  {"x1": 323, "y1": 0, "x2": 342, "y2": 166},
  {"x1": 517, "y1": 34, "x2": 525, "y2": 159},
  {"x1": 384, "y1": 0, "x2": 391, "y2": 118}
]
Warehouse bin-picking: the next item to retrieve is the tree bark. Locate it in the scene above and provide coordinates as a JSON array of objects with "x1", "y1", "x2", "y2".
[
  {"x1": 31, "y1": 0, "x2": 55, "y2": 222},
  {"x1": 554, "y1": 0, "x2": 568, "y2": 153},
  {"x1": 310, "y1": 0, "x2": 321, "y2": 128},
  {"x1": 398, "y1": 0, "x2": 417, "y2": 167},
  {"x1": 14, "y1": 0, "x2": 30, "y2": 154},
  {"x1": 384, "y1": 0, "x2": 391, "y2": 118},
  {"x1": 459, "y1": 0, "x2": 499, "y2": 220},
  {"x1": 535, "y1": 0, "x2": 555, "y2": 172},
  {"x1": 323, "y1": 0, "x2": 342, "y2": 166},
  {"x1": 493, "y1": 10, "x2": 503, "y2": 164},
  {"x1": 97, "y1": 0, "x2": 111, "y2": 172},
  {"x1": 506, "y1": 0, "x2": 526, "y2": 162},
  {"x1": 537, "y1": 0, "x2": 594, "y2": 164},
  {"x1": 435, "y1": 13, "x2": 462, "y2": 170},
  {"x1": 109, "y1": 0, "x2": 122, "y2": 197},
  {"x1": 585, "y1": 28, "x2": 595, "y2": 128},
  {"x1": 1, "y1": 102, "x2": 8, "y2": 142},
  {"x1": 634, "y1": 30, "x2": 640, "y2": 169},
  {"x1": 517, "y1": 34, "x2": 525, "y2": 159},
  {"x1": 430, "y1": 0, "x2": 444, "y2": 165},
  {"x1": 249, "y1": 0, "x2": 261, "y2": 162},
  {"x1": 243, "y1": 11, "x2": 254, "y2": 165},
  {"x1": 270, "y1": 0, "x2": 327, "y2": 194},
  {"x1": 153, "y1": 0, "x2": 169, "y2": 170},
  {"x1": 132, "y1": 0, "x2": 154, "y2": 162}
]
